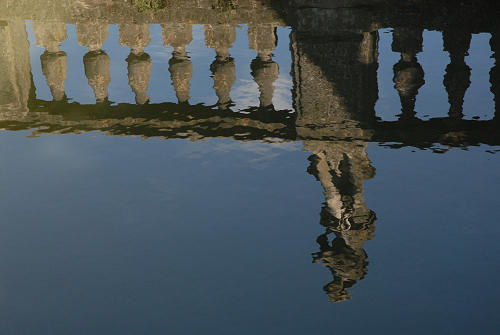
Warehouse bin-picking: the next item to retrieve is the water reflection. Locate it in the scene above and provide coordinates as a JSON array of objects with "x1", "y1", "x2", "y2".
[
  {"x1": 163, "y1": 23, "x2": 193, "y2": 104},
  {"x1": 306, "y1": 140, "x2": 376, "y2": 302},
  {"x1": 392, "y1": 27, "x2": 425, "y2": 120},
  {"x1": 0, "y1": 0, "x2": 499, "y2": 304}
]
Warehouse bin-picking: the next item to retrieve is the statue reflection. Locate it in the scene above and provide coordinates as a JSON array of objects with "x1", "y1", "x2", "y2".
[{"x1": 306, "y1": 140, "x2": 376, "y2": 302}]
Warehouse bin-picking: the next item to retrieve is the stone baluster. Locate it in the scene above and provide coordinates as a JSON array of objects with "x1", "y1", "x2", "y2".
[
  {"x1": 0, "y1": 20, "x2": 32, "y2": 116},
  {"x1": 119, "y1": 24, "x2": 152, "y2": 104},
  {"x1": 119, "y1": 23, "x2": 151, "y2": 56},
  {"x1": 248, "y1": 24, "x2": 279, "y2": 109},
  {"x1": 162, "y1": 23, "x2": 193, "y2": 104},
  {"x1": 77, "y1": 22, "x2": 109, "y2": 52},
  {"x1": 205, "y1": 24, "x2": 236, "y2": 109},
  {"x1": 392, "y1": 27, "x2": 425, "y2": 120},
  {"x1": 490, "y1": 31, "x2": 500, "y2": 121},
  {"x1": 33, "y1": 22, "x2": 67, "y2": 53},
  {"x1": 83, "y1": 50, "x2": 111, "y2": 103},
  {"x1": 77, "y1": 22, "x2": 111, "y2": 103},
  {"x1": 33, "y1": 22, "x2": 68, "y2": 101},
  {"x1": 443, "y1": 30, "x2": 471, "y2": 119}
]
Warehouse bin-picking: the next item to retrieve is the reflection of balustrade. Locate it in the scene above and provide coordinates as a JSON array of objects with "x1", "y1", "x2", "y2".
[
  {"x1": 76, "y1": 22, "x2": 110, "y2": 102},
  {"x1": 33, "y1": 22, "x2": 67, "y2": 53},
  {"x1": 249, "y1": 24, "x2": 279, "y2": 109},
  {"x1": 119, "y1": 24, "x2": 151, "y2": 56},
  {"x1": 83, "y1": 50, "x2": 111, "y2": 103},
  {"x1": 392, "y1": 27, "x2": 425, "y2": 121},
  {"x1": 40, "y1": 51, "x2": 67, "y2": 101},
  {"x1": 77, "y1": 22, "x2": 109, "y2": 52},
  {"x1": 33, "y1": 22, "x2": 68, "y2": 101},
  {"x1": 0, "y1": 20, "x2": 495, "y2": 141},
  {"x1": 120, "y1": 24, "x2": 152, "y2": 104},
  {"x1": 205, "y1": 24, "x2": 236, "y2": 109},
  {"x1": 0, "y1": 19, "x2": 32, "y2": 117},
  {"x1": 490, "y1": 31, "x2": 500, "y2": 121},
  {"x1": 443, "y1": 30, "x2": 471, "y2": 120},
  {"x1": 127, "y1": 53, "x2": 152, "y2": 105},
  {"x1": 163, "y1": 24, "x2": 193, "y2": 104},
  {"x1": 16, "y1": 20, "x2": 499, "y2": 127}
]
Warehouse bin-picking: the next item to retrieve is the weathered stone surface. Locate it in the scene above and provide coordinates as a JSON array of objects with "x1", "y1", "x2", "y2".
[
  {"x1": 162, "y1": 24, "x2": 193, "y2": 103},
  {"x1": 210, "y1": 58, "x2": 235, "y2": 110},
  {"x1": 0, "y1": 20, "x2": 31, "y2": 117},
  {"x1": 33, "y1": 21, "x2": 67, "y2": 53},
  {"x1": 127, "y1": 53, "x2": 152, "y2": 105},
  {"x1": 443, "y1": 30, "x2": 471, "y2": 119},
  {"x1": 248, "y1": 23, "x2": 277, "y2": 59},
  {"x1": 206, "y1": 24, "x2": 237, "y2": 109},
  {"x1": 205, "y1": 24, "x2": 236, "y2": 60},
  {"x1": 77, "y1": 22, "x2": 109, "y2": 51},
  {"x1": 83, "y1": 50, "x2": 111, "y2": 102},
  {"x1": 40, "y1": 51, "x2": 67, "y2": 101},
  {"x1": 392, "y1": 27, "x2": 424, "y2": 120},
  {"x1": 251, "y1": 57, "x2": 278, "y2": 108},
  {"x1": 119, "y1": 23, "x2": 151, "y2": 55}
]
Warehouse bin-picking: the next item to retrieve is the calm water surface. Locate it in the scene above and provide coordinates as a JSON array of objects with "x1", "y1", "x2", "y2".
[{"x1": 0, "y1": 1, "x2": 499, "y2": 334}]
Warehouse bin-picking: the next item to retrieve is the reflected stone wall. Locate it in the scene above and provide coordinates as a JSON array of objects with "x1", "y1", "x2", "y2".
[
  {"x1": 0, "y1": 20, "x2": 32, "y2": 118},
  {"x1": 291, "y1": 29, "x2": 378, "y2": 139}
]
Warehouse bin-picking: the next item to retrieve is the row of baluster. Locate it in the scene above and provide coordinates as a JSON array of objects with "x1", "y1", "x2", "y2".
[
  {"x1": 32, "y1": 21, "x2": 279, "y2": 108},
  {"x1": 32, "y1": 22, "x2": 500, "y2": 120},
  {"x1": 390, "y1": 27, "x2": 500, "y2": 120}
]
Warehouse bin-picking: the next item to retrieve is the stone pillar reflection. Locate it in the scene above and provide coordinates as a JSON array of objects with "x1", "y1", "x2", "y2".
[
  {"x1": 76, "y1": 22, "x2": 109, "y2": 52},
  {"x1": 33, "y1": 22, "x2": 68, "y2": 101},
  {"x1": 305, "y1": 140, "x2": 376, "y2": 302},
  {"x1": 83, "y1": 51, "x2": 111, "y2": 103},
  {"x1": 126, "y1": 53, "x2": 152, "y2": 105},
  {"x1": 291, "y1": 29, "x2": 379, "y2": 134},
  {"x1": 359, "y1": 31, "x2": 378, "y2": 65},
  {"x1": 490, "y1": 31, "x2": 500, "y2": 121},
  {"x1": 392, "y1": 27, "x2": 425, "y2": 120},
  {"x1": 205, "y1": 24, "x2": 236, "y2": 109},
  {"x1": 77, "y1": 22, "x2": 111, "y2": 103},
  {"x1": 0, "y1": 20, "x2": 32, "y2": 116},
  {"x1": 40, "y1": 51, "x2": 67, "y2": 101},
  {"x1": 119, "y1": 24, "x2": 151, "y2": 56},
  {"x1": 248, "y1": 24, "x2": 279, "y2": 108},
  {"x1": 162, "y1": 23, "x2": 193, "y2": 103},
  {"x1": 443, "y1": 30, "x2": 471, "y2": 119},
  {"x1": 33, "y1": 22, "x2": 67, "y2": 53},
  {"x1": 120, "y1": 24, "x2": 152, "y2": 104}
]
